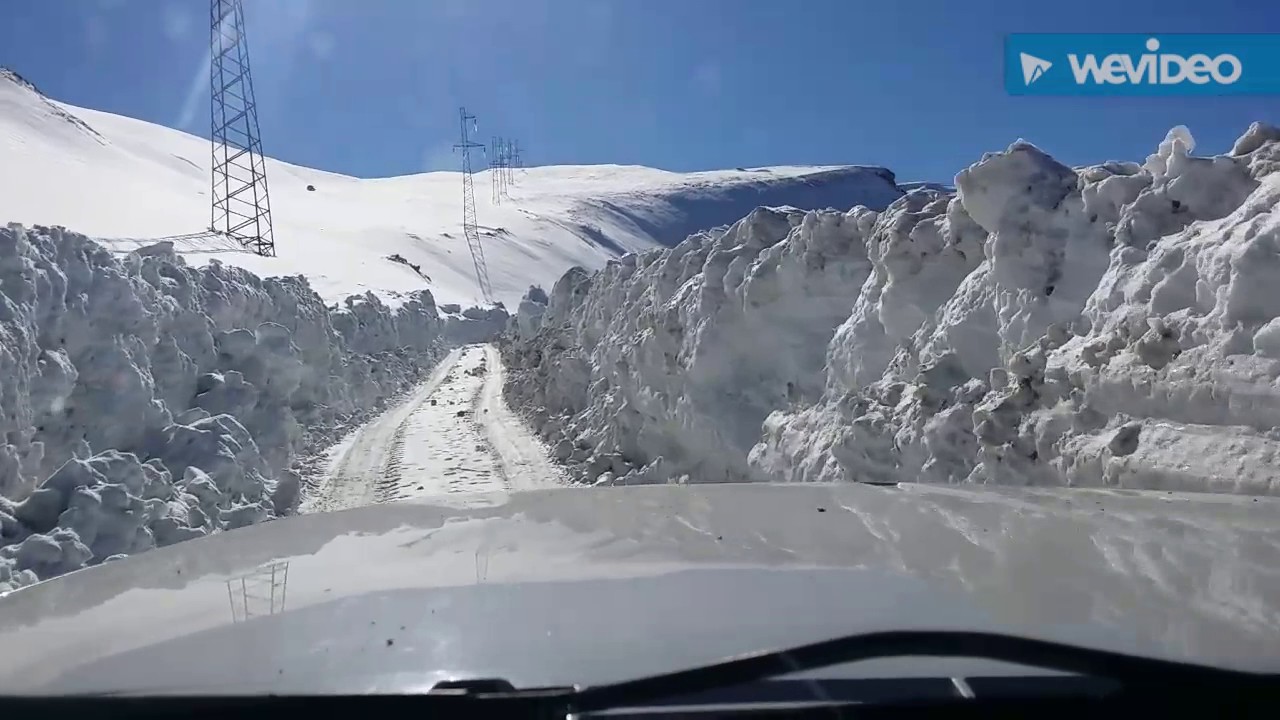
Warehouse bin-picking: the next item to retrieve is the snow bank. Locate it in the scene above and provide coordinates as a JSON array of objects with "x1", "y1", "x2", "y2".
[
  {"x1": 503, "y1": 203, "x2": 884, "y2": 484},
  {"x1": 442, "y1": 304, "x2": 511, "y2": 346},
  {"x1": 505, "y1": 124, "x2": 1280, "y2": 496},
  {"x1": 0, "y1": 224, "x2": 505, "y2": 592},
  {"x1": 512, "y1": 286, "x2": 550, "y2": 341}
]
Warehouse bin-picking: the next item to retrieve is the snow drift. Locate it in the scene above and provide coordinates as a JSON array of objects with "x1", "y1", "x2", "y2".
[
  {"x1": 0, "y1": 224, "x2": 506, "y2": 592},
  {"x1": 504, "y1": 124, "x2": 1280, "y2": 495}
]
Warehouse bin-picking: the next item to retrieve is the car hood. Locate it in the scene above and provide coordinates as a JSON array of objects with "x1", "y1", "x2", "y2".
[{"x1": 0, "y1": 482, "x2": 1277, "y2": 694}]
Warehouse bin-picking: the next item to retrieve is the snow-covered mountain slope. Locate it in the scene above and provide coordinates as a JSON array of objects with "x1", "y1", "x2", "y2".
[
  {"x1": 0, "y1": 69, "x2": 903, "y2": 308},
  {"x1": 504, "y1": 123, "x2": 1280, "y2": 494}
]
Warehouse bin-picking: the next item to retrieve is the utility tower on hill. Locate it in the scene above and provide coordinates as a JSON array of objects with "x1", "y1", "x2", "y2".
[
  {"x1": 505, "y1": 138, "x2": 514, "y2": 186},
  {"x1": 209, "y1": 0, "x2": 275, "y2": 257},
  {"x1": 510, "y1": 139, "x2": 522, "y2": 174},
  {"x1": 454, "y1": 107, "x2": 494, "y2": 303},
  {"x1": 489, "y1": 136, "x2": 522, "y2": 204},
  {"x1": 489, "y1": 136, "x2": 505, "y2": 205},
  {"x1": 490, "y1": 136, "x2": 516, "y2": 204}
]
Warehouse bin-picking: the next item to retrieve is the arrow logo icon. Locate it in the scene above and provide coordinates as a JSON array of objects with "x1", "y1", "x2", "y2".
[{"x1": 1020, "y1": 52, "x2": 1053, "y2": 85}]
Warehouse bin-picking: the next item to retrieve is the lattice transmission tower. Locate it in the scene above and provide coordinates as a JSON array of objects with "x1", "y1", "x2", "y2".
[
  {"x1": 510, "y1": 139, "x2": 522, "y2": 174},
  {"x1": 488, "y1": 135, "x2": 514, "y2": 202},
  {"x1": 488, "y1": 136, "x2": 522, "y2": 204},
  {"x1": 209, "y1": 0, "x2": 275, "y2": 257},
  {"x1": 504, "y1": 138, "x2": 514, "y2": 187},
  {"x1": 490, "y1": 136, "x2": 507, "y2": 205},
  {"x1": 454, "y1": 108, "x2": 494, "y2": 303}
]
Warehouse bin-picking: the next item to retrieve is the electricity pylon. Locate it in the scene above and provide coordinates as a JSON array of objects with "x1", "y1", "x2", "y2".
[
  {"x1": 209, "y1": 0, "x2": 275, "y2": 257},
  {"x1": 490, "y1": 136, "x2": 515, "y2": 204},
  {"x1": 454, "y1": 108, "x2": 494, "y2": 303}
]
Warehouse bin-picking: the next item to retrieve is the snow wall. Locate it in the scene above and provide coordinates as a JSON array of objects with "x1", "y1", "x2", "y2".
[
  {"x1": 0, "y1": 225, "x2": 506, "y2": 591},
  {"x1": 503, "y1": 124, "x2": 1280, "y2": 494}
]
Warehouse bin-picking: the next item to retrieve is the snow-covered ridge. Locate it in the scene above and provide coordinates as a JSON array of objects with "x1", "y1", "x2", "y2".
[
  {"x1": 0, "y1": 69, "x2": 904, "y2": 308},
  {"x1": 504, "y1": 124, "x2": 1280, "y2": 494},
  {"x1": 0, "y1": 224, "x2": 505, "y2": 592}
]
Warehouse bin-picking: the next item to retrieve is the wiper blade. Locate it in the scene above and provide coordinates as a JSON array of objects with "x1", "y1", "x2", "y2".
[{"x1": 567, "y1": 630, "x2": 1277, "y2": 713}]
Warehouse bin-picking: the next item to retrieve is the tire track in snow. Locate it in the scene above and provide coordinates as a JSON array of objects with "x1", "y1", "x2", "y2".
[
  {"x1": 386, "y1": 346, "x2": 501, "y2": 502},
  {"x1": 303, "y1": 344, "x2": 565, "y2": 513},
  {"x1": 376, "y1": 419, "x2": 410, "y2": 499},
  {"x1": 300, "y1": 348, "x2": 462, "y2": 514},
  {"x1": 478, "y1": 344, "x2": 570, "y2": 488}
]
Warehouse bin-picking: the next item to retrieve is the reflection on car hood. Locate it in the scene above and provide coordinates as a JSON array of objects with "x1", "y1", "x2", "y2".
[{"x1": 0, "y1": 482, "x2": 1277, "y2": 694}]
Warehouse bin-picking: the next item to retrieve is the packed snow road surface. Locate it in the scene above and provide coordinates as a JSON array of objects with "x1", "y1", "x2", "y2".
[
  {"x1": 477, "y1": 344, "x2": 572, "y2": 489},
  {"x1": 301, "y1": 345, "x2": 567, "y2": 513}
]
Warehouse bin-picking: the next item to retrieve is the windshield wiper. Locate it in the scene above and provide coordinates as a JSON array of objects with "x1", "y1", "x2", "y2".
[{"x1": 566, "y1": 630, "x2": 1278, "y2": 713}]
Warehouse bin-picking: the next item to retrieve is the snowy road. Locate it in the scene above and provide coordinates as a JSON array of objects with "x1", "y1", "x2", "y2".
[{"x1": 300, "y1": 344, "x2": 567, "y2": 513}]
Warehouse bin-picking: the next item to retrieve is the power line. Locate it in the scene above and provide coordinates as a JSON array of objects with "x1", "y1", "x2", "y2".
[
  {"x1": 454, "y1": 107, "x2": 494, "y2": 303},
  {"x1": 209, "y1": 0, "x2": 275, "y2": 257}
]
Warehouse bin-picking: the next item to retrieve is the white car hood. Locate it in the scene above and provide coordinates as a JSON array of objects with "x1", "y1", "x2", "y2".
[{"x1": 0, "y1": 482, "x2": 1276, "y2": 694}]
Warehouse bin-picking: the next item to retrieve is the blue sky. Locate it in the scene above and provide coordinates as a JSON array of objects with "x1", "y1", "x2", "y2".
[{"x1": 3, "y1": 0, "x2": 1277, "y2": 182}]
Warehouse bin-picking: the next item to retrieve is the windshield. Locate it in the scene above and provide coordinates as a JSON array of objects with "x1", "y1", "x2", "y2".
[{"x1": 1, "y1": 0, "x2": 1278, "y2": 695}]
